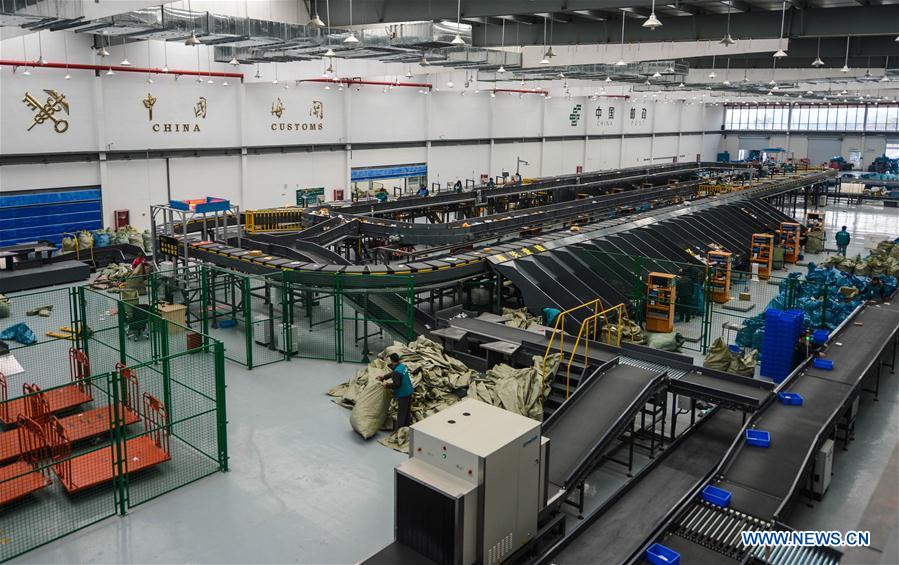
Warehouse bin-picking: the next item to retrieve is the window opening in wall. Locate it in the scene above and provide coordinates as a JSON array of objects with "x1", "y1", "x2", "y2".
[{"x1": 885, "y1": 141, "x2": 899, "y2": 159}]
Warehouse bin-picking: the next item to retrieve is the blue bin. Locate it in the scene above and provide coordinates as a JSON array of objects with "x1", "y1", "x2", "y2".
[
  {"x1": 702, "y1": 485, "x2": 732, "y2": 507},
  {"x1": 812, "y1": 358, "x2": 834, "y2": 371},
  {"x1": 745, "y1": 429, "x2": 771, "y2": 448},
  {"x1": 811, "y1": 329, "x2": 830, "y2": 344},
  {"x1": 646, "y1": 543, "x2": 680, "y2": 565},
  {"x1": 218, "y1": 318, "x2": 237, "y2": 329},
  {"x1": 777, "y1": 392, "x2": 804, "y2": 406},
  {"x1": 728, "y1": 344, "x2": 740, "y2": 354}
]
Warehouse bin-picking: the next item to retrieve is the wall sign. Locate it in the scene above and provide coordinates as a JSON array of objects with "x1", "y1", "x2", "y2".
[
  {"x1": 23, "y1": 89, "x2": 69, "y2": 133},
  {"x1": 143, "y1": 93, "x2": 208, "y2": 133},
  {"x1": 569, "y1": 104, "x2": 583, "y2": 127},
  {"x1": 270, "y1": 98, "x2": 325, "y2": 131}
]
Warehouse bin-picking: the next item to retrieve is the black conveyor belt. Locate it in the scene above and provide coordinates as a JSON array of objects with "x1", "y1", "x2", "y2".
[
  {"x1": 671, "y1": 370, "x2": 773, "y2": 411},
  {"x1": 551, "y1": 408, "x2": 745, "y2": 565},
  {"x1": 716, "y1": 303, "x2": 899, "y2": 519},
  {"x1": 543, "y1": 362, "x2": 665, "y2": 490}
]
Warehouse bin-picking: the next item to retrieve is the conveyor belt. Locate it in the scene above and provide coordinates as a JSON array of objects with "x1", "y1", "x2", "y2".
[
  {"x1": 548, "y1": 408, "x2": 745, "y2": 565},
  {"x1": 542, "y1": 360, "x2": 667, "y2": 493},
  {"x1": 716, "y1": 303, "x2": 899, "y2": 520},
  {"x1": 671, "y1": 370, "x2": 774, "y2": 411}
]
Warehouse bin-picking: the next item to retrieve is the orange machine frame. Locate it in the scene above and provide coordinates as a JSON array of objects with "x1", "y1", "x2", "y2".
[
  {"x1": 646, "y1": 272, "x2": 677, "y2": 333},
  {"x1": 750, "y1": 234, "x2": 775, "y2": 279},
  {"x1": 778, "y1": 222, "x2": 801, "y2": 264},
  {"x1": 706, "y1": 251, "x2": 733, "y2": 304}
]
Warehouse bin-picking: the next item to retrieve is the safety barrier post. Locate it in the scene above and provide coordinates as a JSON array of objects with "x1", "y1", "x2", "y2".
[
  {"x1": 243, "y1": 275, "x2": 253, "y2": 369},
  {"x1": 159, "y1": 317, "x2": 173, "y2": 433},
  {"x1": 200, "y1": 266, "x2": 211, "y2": 348},
  {"x1": 214, "y1": 340, "x2": 229, "y2": 471},
  {"x1": 406, "y1": 279, "x2": 415, "y2": 342},
  {"x1": 335, "y1": 274, "x2": 344, "y2": 363},
  {"x1": 701, "y1": 273, "x2": 713, "y2": 354},
  {"x1": 109, "y1": 368, "x2": 128, "y2": 515},
  {"x1": 116, "y1": 306, "x2": 128, "y2": 366},
  {"x1": 76, "y1": 286, "x2": 90, "y2": 358},
  {"x1": 280, "y1": 272, "x2": 292, "y2": 359}
]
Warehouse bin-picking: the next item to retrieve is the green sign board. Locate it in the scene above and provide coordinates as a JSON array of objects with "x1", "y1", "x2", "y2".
[{"x1": 296, "y1": 187, "x2": 325, "y2": 206}]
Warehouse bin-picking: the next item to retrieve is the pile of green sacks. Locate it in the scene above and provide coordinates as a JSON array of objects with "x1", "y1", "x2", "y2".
[
  {"x1": 61, "y1": 227, "x2": 153, "y2": 255},
  {"x1": 703, "y1": 337, "x2": 757, "y2": 377},
  {"x1": 820, "y1": 238, "x2": 899, "y2": 278},
  {"x1": 327, "y1": 335, "x2": 561, "y2": 453}
]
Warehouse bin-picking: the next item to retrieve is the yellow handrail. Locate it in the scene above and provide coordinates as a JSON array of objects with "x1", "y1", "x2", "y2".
[
  {"x1": 541, "y1": 297, "x2": 605, "y2": 374},
  {"x1": 562, "y1": 304, "x2": 633, "y2": 399}
]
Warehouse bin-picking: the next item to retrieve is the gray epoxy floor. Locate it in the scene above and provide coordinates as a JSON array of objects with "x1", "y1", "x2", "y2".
[{"x1": 15, "y1": 357, "x2": 404, "y2": 564}]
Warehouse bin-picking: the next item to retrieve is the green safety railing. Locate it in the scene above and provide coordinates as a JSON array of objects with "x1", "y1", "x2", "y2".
[{"x1": 0, "y1": 285, "x2": 226, "y2": 561}]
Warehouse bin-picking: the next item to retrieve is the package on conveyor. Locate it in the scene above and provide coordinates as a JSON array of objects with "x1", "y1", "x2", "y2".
[{"x1": 501, "y1": 307, "x2": 541, "y2": 329}]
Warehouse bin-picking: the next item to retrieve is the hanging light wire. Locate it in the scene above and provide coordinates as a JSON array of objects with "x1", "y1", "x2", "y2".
[
  {"x1": 539, "y1": 15, "x2": 549, "y2": 64},
  {"x1": 643, "y1": 0, "x2": 661, "y2": 29},
  {"x1": 840, "y1": 36, "x2": 851, "y2": 72},
  {"x1": 773, "y1": 1, "x2": 787, "y2": 58},
  {"x1": 615, "y1": 11, "x2": 626, "y2": 66},
  {"x1": 451, "y1": 0, "x2": 465, "y2": 44},
  {"x1": 720, "y1": 2, "x2": 735, "y2": 45},
  {"x1": 344, "y1": 0, "x2": 359, "y2": 43},
  {"x1": 498, "y1": 18, "x2": 506, "y2": 73},
  {"x1": 63, "y1": 32, "x2": 71, "y2": 79}
]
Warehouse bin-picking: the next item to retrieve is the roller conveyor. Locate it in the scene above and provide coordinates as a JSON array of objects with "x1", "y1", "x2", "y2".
[{"x1": 547, "y1": 408, "x2": 746, "y2": 565}]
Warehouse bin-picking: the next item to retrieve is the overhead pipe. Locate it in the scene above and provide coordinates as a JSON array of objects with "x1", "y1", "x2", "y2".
[
  {"x1": 0, "y1": 60, "x2": 244, "y2": 81},
  {"x1": 298, "y1": 77, "x2": 432, "y2": 89},
  {"x1": 493, "y1": 88, "x2": 548, "y2": 95}
]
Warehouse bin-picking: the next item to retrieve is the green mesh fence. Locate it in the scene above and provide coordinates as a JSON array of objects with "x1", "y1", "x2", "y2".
[
  {"x1": 0, "y1": 286, "x2": 226, "y2": 561},
  {"x1": 568, "y1": 247, "x2": 812, "y2": 354},
  {"x1": 145, "y1": 266, "x2": 415, "y2": 365}
]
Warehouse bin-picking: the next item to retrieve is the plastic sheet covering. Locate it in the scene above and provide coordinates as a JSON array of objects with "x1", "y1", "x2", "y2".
[{"x1": 0, "y1": 323, "x2": 37, "y2": 345}]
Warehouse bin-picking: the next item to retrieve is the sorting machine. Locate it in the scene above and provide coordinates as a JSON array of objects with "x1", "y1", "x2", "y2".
[{"x1": 363, "y1": 295, "x2": 897, "y2": 565}]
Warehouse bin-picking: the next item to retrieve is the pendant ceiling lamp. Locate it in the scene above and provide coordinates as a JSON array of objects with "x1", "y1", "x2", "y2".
[
  {"x1": 497, "y1": 19, "x2": 506, "y2": 73},
  {"x1": 539, "y1": 16, "x2": 549, "y2": 64},
  {"x1": 773, "y1": 1, "x2": 787, "y2": 58},
  {"x1": 308, "y1": 0, "x2": 325, "y2": 27},
  {"x1": 840, "y1": 36, "x2": 850, "y2": 72},
  {"x1": 615, "y1": 11, "x2": 626, "y2": 66},
  {"x1": 720, "y1": 2, "x2": 735, "y2": 45},
  {"x1": 344, "y1": 0, "x2": 358, "y2": 43},
  {"x1": 450, "y1": 0, "x2": 465, "y2": 44},
  {"x1": 643, "y1": 0, "x2": 662, "y2": 29},
  {"x1": 811, "y1": 37, "x2": 824, "y2": 67}
]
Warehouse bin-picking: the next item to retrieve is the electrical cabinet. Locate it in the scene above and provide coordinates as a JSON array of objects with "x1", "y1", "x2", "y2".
[
  {"x1": 646, "y1": 272, "x2": 676, "y2": 333},
  {"x1": 808, "y1": 439, "x2": 834, "y2": 499}
]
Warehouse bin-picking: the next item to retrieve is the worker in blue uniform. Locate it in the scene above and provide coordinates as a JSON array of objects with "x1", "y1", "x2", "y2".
[
  {"x1": 835, "y1": 226, "x2": 851, "y2": 256},
  {"x1": 487, "y1": 178, "x2": 496, "y2": 189},
  {"x1": 417, "y1": 185, "x2": 429, "y2": 197},
  {"x1": 543, "y1": 307, "x2": 562, "y2": 327},
  {"x1": 453, "y1": 179, "x2": 463, "y2": 192},
  {"x1": 375, "y1": 188, "x2": 389, "y2": 203},
  {"x1": 380, "y1": 353, "x2": 414, "y2": 430}
]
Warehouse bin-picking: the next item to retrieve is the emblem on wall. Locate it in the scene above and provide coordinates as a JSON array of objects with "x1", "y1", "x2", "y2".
[
  {"x1": 143, "y1": 93, "x2": 157, "y2": 121},
  {"x1": 569, "y1": 104, "x2": 582, "y2": 126},
  {"x1": 23, "y1": 89, "x2": 69, "y2": 133},
  {"x1": 309, "y1": 100, "x2": 324, "y2": 120}
]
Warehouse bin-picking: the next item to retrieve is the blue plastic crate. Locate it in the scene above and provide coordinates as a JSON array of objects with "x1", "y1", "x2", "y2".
[
  {"x1": 745, "y1": 429, "x2": 771, "y2": 448},
  {"x1": 812, "y1": 358, "x2": 834, "y2": 371},
  {"x1": 777, "y1": 392, "x2": 804, "y2": 406},
  {"x1": 218, "y1": 318, "x2": 237, "y2": 329},
  {"x1": 646, "y1": 543, "x2": 680, "y2": 565},
  {"x1": 702, "y1": 485, "x2": 732, "y2": 507}
]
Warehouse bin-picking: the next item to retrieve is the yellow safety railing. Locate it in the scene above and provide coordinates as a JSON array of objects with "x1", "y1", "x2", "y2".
[
  {"x1": 62, "y1": 232, "x2": 95, "y2": 264},
  {"x1": 245, "y1": 208, "x2": 305, "y2": 233},
  {"x1": 541, "y1": 298, "x2": 605, "y2": 375},
  {"x1": 561, "y1": 304, "x2": 632, "y2": 399}
]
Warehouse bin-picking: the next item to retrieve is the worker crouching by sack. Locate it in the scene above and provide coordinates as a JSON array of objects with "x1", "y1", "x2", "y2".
[{"x1": 379, "y1": 353, "x2": 415, "y2": 431}]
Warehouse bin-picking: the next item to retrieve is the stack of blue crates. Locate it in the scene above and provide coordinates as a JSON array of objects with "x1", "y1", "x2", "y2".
[{"x1": 761, "y1": 308, "x2": 804, "y2": 383}]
